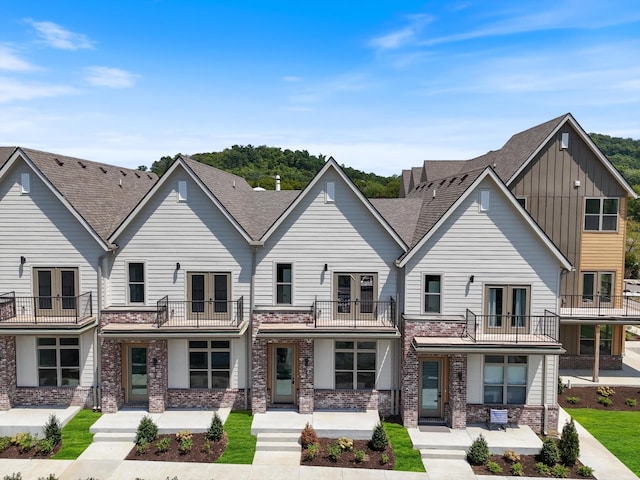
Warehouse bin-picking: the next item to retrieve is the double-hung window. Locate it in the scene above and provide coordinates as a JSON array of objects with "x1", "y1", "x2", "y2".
[
  {"x1": 37, "y1": 337, "x2": 80, "y2": 387},
  {"x1": 584, "y1": 198, "x2": 619, "y2": 231},
  {"x1": 424, "y1": 275, "x2": 441, "y2": 313},
  {"x1": 486, "y1": 285, "x2": 530, "y2": 329},
  {"x1": 484, "y1": 355, "x2": 527, "y2": 404},
  {"x1": 276, "y1": 263, "x2": 292, "y2": 305},
  {"x1": 128, "y1": 263, "x2": 145, "y2": 304},
  {"x1": 188, "y1": 340, "x2": 231, "y2": 388},
  {"x1": 335, "y1": 341, "x2": 376, "y2": 389}
]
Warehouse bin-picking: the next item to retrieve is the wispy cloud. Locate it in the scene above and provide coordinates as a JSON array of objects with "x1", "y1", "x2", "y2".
[
  {"x1": 369, "y1": 14, "x2": 433, "y2": 51},
  {"x1": 0, "y1": 45, "x2": 37, "y2": 71},
  {"x1": 289, "y1": 73, "x2": 374, "y2": 105},
  {"x1": 0, "y1": 76, "x2": 77, "y2": 103},
  {"x1": 84, "y1": 67, "x2": 140, "y2": 88},
  {"x1": 282, "y1": 76, "x2": 302, "y2": 82},
  {"x1": 26, "y1": 19, "x2": 94, "y2": 50}
]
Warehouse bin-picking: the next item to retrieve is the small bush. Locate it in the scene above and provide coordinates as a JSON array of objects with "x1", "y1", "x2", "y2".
[
  {"x1": 36, "y1": 438, "x2": 55, "y2": 456},
  {"x1": 578, "y1": 465, "x2": 594, "y2": 477},
  {"x1": 354, "y1": 449, "x2": 365, "y2": 463},
  {"x1": 10, "y1": 432, "x2": 28, "y2": 446},
  {"x1": 486, "y1": 461, "x2": 502, "y2": 474},
  {"x1": 0, "y1": 437, "x2": 10, "y2": 452},
  {"x1": 596, "y1": 386, "x2": 615, "y2": 398},
  {"x1": 327, "y1": 442, "x2": 342, "y2": 462},
  {"x1": 380, "y1": 452, "x2": 389, "y2": 465},
  {"x1": 300, "y1": 422, "x2": 318, "y2": 449},
  {"x1": 597, "y1": 396, "x2": 613, "y2": 407},
  {"x1": 206, "y1": 413, "x2": 224, "y2": 442},
  {"x1": 305, "y1": 442, "x2": 320, "y2": 460},
  {"x1": 175, "y1": 429, "x2": 192, "y2": 442},
  {"x1": 503, "y1": 449, "x2": 520, "y2": 463},
  {"x1": 511, "y1": 462, "x2": 524, "y2": 476},
  {"x1": 535, "y1": 462, "x2": 551, "y2": 475},
  {"x1": 566, "y1": 396, "x2": 580, "y2": 404},
  {"x1": 179, "y1": 437, "x2": 193, "y2": 454},
  {"x1": 156, "y1": 437, "x2": 170, "y2": 453},
  {"x1": 558, "y1": 376, "x2": 565, "y2": 395},
  {"x1": 135, "y1": 416, "x2": 158, "y2": 445},
  {"x1": 552, "y1": 463, "x2": 570, "y2": 478},
  {"x1": 17, "y1": 433, "x2": 36, "y2": 452},
  {"x1": 540, "y1": 436, "x2": 560, "y2": 466},
  {"x1": 202, "y1": 439, "x2": 211, "y2": 453},
  {"x1": 625, "y1": 398, "x2": 637, "y2": 407},
  {"x1": 4, "y1": 474, "x2": 22, "y2": 480},
  {"x1": 559, "y1": 419, "x2": 580, "y2": 466},
  {"x1": 369, "y1": 422, "x2": 388, "y2": 451},
  {"x1": 43, "y1": 414, "x2": 62, "y2": 446},
  {"x1": 136, "y1": 439, "x2": 149, "y2": 455},
  {"x1": 337, "y1": 436, "x2": 353, "y2": 451},
  {"x1": 467, "y1": 434, "x2": 489, "y2": 466},
  {"x1": 36, "y1": 475, "x2": 58, "y2": 480}
]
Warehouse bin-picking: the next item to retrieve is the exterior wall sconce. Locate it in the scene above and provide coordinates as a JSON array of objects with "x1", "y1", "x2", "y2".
[
  {"x1": 324, "y1": 264, "x2": 328, "y2": 272},
  {"x1": 305, "y1": 357, "x2": 309, "y2": 367},
  {"x1": 469, "y1": 275, "x2": 474, "y2": 283},
  {"x1": 20, "y1": 256, "x2": 26, "y2": 265},
  {"x1": 153, "y1": 357, "x2": 158, "y2": 366},
  {"x1": 457, "y1": 371, "x2": 463, "y2": 382},
  {"x1": 176, "y1": 262, "x2": 181, "y2": 271}
]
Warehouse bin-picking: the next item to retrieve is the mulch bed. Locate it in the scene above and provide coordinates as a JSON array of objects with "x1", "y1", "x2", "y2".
[
  {"x1": 470, "y1": 454, "x2": 591, "y2": 478},
  {"x1": 300, "y1": 437, "x2": 394, "y2": 470},
  {"x1": 125, "y1": 432, "x2": 227, "y2": 463},
  {"x1": 558, "y1": 385, "x2": 640, "y2": 410},
  {"x1": 0, "y1": 441, "x2": 61, "y2": 459}
]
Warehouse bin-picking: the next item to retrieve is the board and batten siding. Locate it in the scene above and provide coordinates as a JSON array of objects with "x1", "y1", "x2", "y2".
[
  {"x1": 108, "y1": 168, "x2": 252, "y2": 315},
  {"x1": 404, "y1": 177, "x2": 561, "y2": 317},
  {"x1": 0, "y1": 160, "x2": 104, "y2": 310},
  {"x1": 254, "y1": 169, "x2": 403, "y2": 306}
]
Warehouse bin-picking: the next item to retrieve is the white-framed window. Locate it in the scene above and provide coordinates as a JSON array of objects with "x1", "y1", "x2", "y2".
[
  {"x1": 335, "y1": 340, "x2": 376, "y2": 389},
  {"x1": 326, "y1": 181, "x2": 335, "y2": 203},
  {"x1": 479, "y1": 189, "x2": 490, "y2": 212},
  {"x1": 483, "y1": 355, "x2": 527, "y2": 404},
  {"x1": 21, "y1": 173, "x2": 31, "y2": 194},
  {"x1": 37, "y1": 337, "x2": 80, "y2": 387},
  {"x1": 177, "y1": 181, "x2": 187, "y2": 202},
  {"x1": 486, "y1": 285, "x2": 530, "y2": 329},
  {"x1": 275, "y1": 263, "x2": 292, "y2": 305},
  {"x1": 580, "y1": 325, "x2": 613, "y2": 356},
  {"x1": 128, "y1": 262, "x2": 145, "y2": 304},
  {"x1": 188, "y1": 340, "x2": 230, "y2": 388},
  {"x1": 423, "y1": 274, "x2": 441, "y2": 314},
  {"x1": 584, "y1": 198, "x2": 618, "y2": 231}
]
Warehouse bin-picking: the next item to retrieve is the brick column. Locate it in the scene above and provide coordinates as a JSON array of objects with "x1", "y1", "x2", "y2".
[
  {"x1": 449, "y1": 354, "x2": 467, "y2": 429},
  {"x1": 401, "y1": 322, "x2": 419, "y2": 428},
  {"x1": 148, "y1": 340, "x2": 168, "y2": 413},
  {"x1": 251, "y1": 320, "x2": 268, "y2": 414},
  {"x1": 100, "y1": 339, "x2": 122, "y2": 413},
  {"x1": 298, "y1": 339, "x2": 314, "y2": 414},
  {"x1": 0, "y1": 336, "x2": 17, "y2": 410}
]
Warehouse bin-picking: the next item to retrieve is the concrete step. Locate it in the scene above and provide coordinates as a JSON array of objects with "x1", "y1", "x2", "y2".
[
  {"x1": 257, "y1": 432, "x2": 300, "y2": 443},
  {"x1": 420, "y1": 448, "x2": 467, "y2": 460},
  {"x1": 92, "y1": 432, "x2": 136, "y2": 442},
  {"x1": 255, "y1": 433, "x2": 301, "y2": 453}
]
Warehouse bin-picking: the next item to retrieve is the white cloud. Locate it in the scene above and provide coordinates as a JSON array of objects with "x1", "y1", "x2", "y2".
[
  {"x1": 26, "y1": 19, "x2": 94, "y2": 50},
  {"x1": 369, "y1": 14, "x2": 433, "y2": 51},
  {"x1": 84, "y1": 67, "x2": 140, "y2": 88},
  {"x1": 0, "y1": 45, "x2": 37, "y2": 71},
  {"x1": 0, "y1": 76, "x2": 77, "y2": 103}
]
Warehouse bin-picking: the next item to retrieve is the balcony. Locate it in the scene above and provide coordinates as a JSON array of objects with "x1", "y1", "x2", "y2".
[
  {"x1": 156, "y1": 296, "x2": 244, "y2": 328},
  {"x1": 0, "y1": 291, "x2": 93, "y2": 326},
  {"x1": 313, "y1": 297, "x2": 396, "y2": 328},
  {"x1": 465, "y1": 309, "x2": 559, "y2": 344},
  {"x1": 560, "y1": 294, "x2": 640, "y2": 320}
]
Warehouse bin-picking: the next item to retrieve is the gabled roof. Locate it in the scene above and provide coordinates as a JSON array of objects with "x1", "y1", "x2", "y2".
[
  {"x1": 397, "y1": 167, "x2": 573, "y2": 269},
  {"x1": 0, "y1": 147, "x2": 157, "y2": 247}
]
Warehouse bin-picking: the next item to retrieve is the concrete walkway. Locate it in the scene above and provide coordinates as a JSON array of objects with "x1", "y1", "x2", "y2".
[{"x1": 560, "y1": 342, "x2": 640, "y2": 387}]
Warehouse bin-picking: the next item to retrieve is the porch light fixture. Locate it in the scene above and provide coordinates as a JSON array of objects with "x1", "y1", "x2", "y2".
[
  {"x1": 469, "y1": 275, "x2": 474, "y2": 283},
  {"x1": 176, "y1": 262, "x2": 180, "y2": 271},
  {"x1": 324, "y1": 263, "x2": 328, "y2": 272},
  {"x1": 458, "y1": 371, "x2": 463, "y2": 382},
  {"x1": 153, "y1": 357, "x2": 158, "y2": 366},
  {"x1": 20, "y1": 256, "x2": 26, "y2": 265}
]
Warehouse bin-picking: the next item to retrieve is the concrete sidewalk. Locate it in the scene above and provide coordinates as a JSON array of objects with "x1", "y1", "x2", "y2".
[{"x1": 560, "y1": 343, "x2": 640, "y2": 387}]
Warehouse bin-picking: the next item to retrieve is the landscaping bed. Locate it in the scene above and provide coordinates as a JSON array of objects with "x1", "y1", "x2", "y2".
[
  {"x1": 300, "y1": 437, "x2": 394, "y2": 469},
  {"x1": 125, "y1": 431, "x2": 228, "y2": 463},
  {"x1": 558, "y1": 385, "x2": 640, "y2": 410},
  {"x1": 470, "y1": 453, "x2": 591, "y2": 478},
  {"x1": 0, "y1": 434, "x2": 61, "y2": 459}
]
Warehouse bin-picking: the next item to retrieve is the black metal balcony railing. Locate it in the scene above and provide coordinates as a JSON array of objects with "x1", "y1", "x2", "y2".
[
  {"x1": 0, "y1": 291, "x2": 93, "y2": 324},
  {"x1": 560, "y1": 294, "x2": 640, "y2": 317},
  {"x1": 313, "y1": 297, "x2": 396, "y2": 328},
  {"x1": 465, "y1": 309, "x2": 559, "y2": 343},
  {"x1": 156, "y1": 296, "x2": 243, "y2": 328}
]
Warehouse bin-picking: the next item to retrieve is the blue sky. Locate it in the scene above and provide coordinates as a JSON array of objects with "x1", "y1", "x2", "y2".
[{"x1": 1, "y1": 1, "x2": 640, "y2": 176}]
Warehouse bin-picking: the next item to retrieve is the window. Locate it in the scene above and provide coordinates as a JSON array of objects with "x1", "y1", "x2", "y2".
[
  {"x1": 326, "y1": 181, "x2": 335, "y2": 203},
  {"x1": 561, "y1": 132, "x2": 569, "y2": 150},
  {"x1": 334, "y1": 273, "x2": 377, "y2": 316},
  {"x1": 276, "y1": 263, "x2": 292, "y2": 304},
  {"x1": 128, "y1": 263, "x2": 145, "y2": 303},
  {"x1": 37, "y1": 337, "x2": 80, "y2": 387},
  {"x1": 424, "y1": 275, "x2": 441, "y2": 313},
  {"x1": 21, "y1": 173, "x2": 30, "y2": 194},
  {"x1": 177, "y1": 181, "x2": 187, "y2": 202},
  {"x1": 484, "y1": 355, "x2": 527, "y2": 404},
  {"x1": 584, "y1": 198, "x2": 618, "y2": 231},
  {"x1": 582, "y1": 272, "x2": 614, "y2": 303},
  {"x1": 188, "y1": 340, "x2": 230, "y2": 388},
  {"x1": 187, "y1": 272, "x2": 230, "y2": 318},
  {"x1": 580, "y1": 325, "x2": 613, "y2": 356},
  {"x1": 335, "y1": 341, "x2": 376, "y2": 389},
  {"x1": 33, "y1": 267, "x2": 78, "y2": 313},
  {"x1": 479, "y1": 190, "x2": 490, "y2": 212},
  {"x1": 486, "y1": 285, "x2": 530, "y2": 329}
]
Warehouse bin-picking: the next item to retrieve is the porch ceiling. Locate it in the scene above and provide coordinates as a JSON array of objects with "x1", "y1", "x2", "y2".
[
  {"x1": 256, "y1": 322, "x2": 400, "y2": 339},
  {"x1": 412, "y1": 336, "x2": 565, "y2": 355}
]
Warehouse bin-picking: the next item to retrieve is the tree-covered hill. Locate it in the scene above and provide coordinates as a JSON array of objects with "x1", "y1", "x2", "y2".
[{"x1": 591, "y1": 133, "x2": 640, "y2": 185}]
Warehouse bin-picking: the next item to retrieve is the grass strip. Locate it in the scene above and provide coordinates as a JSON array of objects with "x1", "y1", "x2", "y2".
[
  {"x1": 566, "y1": 408, "x2": 640, "y2": 476},
  {"x1": 384, "y1": 421, "x2": 425, "y2": 472},
  {"x1": 216, "y1": 410, "x2": 256, "y2": 464},
  {"x1": 52, "y1": 409, "x2": 102, "y2": 460}
]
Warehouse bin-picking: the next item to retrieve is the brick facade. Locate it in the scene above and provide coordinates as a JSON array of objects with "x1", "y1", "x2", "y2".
[
  {"x1": 15, "y1": 386, "x2": 93, "y2": 408},
  {"x1": 559, "y1": 354, "x2": 622, "y2": 370},
  {"x1": 0, "y1": 336, "x2": 17, "y2": 410},
  {"x1": 147, "y1": 340, "x2": 168, "y2": 413},
  {"x1": 167, "y1": 389, "x2": 247, "y2": 409},
  {"x1": 100, "y1": 338, "x2": 123, "y2": 413},
  {"x1": 100, "y1": 309, "x2": 159, "y2": 327},
  {"x1": 466, "y1": 404, "x2": 559, "y2": 434},
  {"x1": 314, "y1": 390, "x2": 393, "y2": 415}
]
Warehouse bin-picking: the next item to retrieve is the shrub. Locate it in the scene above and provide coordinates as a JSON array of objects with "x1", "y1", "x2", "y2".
[
  {"x1": 578, "y1": 465, "x2": 594, "y2": 477},
  {"x1": 566, "y1": 396, "x2": 580, "y2": 404},
  {"x1": 380, "y1": 452, "x2": 389, "y2": 465},
  {"x1": 0, "y1": 437, "x2": 10, "y2": 452},
  {"x1": 135, "y1": 416, "x2": 158, "y2": 445},
  {"x1": 3, "y1": 474, "x2": 22, "y2": 480},
  {"x1": 156, "y1": 437, "x2": 170, "y2": 453},
  {"x1": 337, "y1": 436, "x2": 353, "y2": 451},
  {"x1": 467, "y1": 434, "x2": 489, "y2": 466},
  {"x1": 535, "y1": 462, "x2": 551, "y2": 475},
  {"x1": 369, "y1": 422, "x2": 388, "y2": 451},
  {"x1": 558, "y1": 376, "x2": 565, "y2": 394},
  {"x1": 36, "y1": 476, "x2": 58, "y2": 480},
  {"x1": 552, "y1": 463, "x2": 570, "y2": 478},
  {"x1": 300, "y1": 422, "x2": 318, "y2": 449},
  {"x1": 179, "y1": 436, "x2": 193, "y2": 454},
  {"x1": 559, "y1": 419, "x2": 580, "y2": 466},
  {"x1": 202, "y1": 439, "x2": 211, "y2": 453},
  {"x1": 10, "y1": 432, "x2": 28, "y2": 446},
  {"x1": 625, "y1": 397, "x2": 637, "y2": 407},
  {"x1": 354, "y1": 449, "x2": 365, "y2": 463},
  {"x1": 17, "y1": 433, "x2": 36, "y2": 452},
  {"x1": 305, "y1": 442, "x2": 320, "y2": 460},
  {"x1": 597, "y1": 396, "x2": 613, "y2": 407},
  {"x1": 43, "y1": 414, "x2": 62, "y2": 446},
  {"x1": 136, "y1": 439, "x2": 149, "y2": 455},
  {"x1": 486, "y1": 461, "x2": 502, "y2": 474},
  {"x1": 596, "y1": 386, "x2": 615, "y2": 398},
  {"x1": 540, "y1": 436, "x2": 560, "y2": 466},
  {"x1": 36, "y1": 438, "x2": 55, "y2": 456},
  {"x1": 511, "y1": 462, "x2": 524, "y2": 476},
  {"x1": 503, "y1": 449, "x2": 520, "y2": 463},
  {"x1": 327, "y1": 442, "x2": 342, "y2": 462},
  {"x1": 175, "y1": 430, "x2": 192, "y2": 442},
  {"x1": 206, "y1": 413, "x2": 224, "y2": 442}
]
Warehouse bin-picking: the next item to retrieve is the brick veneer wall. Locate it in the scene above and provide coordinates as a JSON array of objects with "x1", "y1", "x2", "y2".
[
  {"x1": 167, "y1": 388, "x2": 247, "y2": 409},
  {"x1": 560, "y1": 354, "x2": 622, "y2": 370},
  {"x1": 148, "y1": 340, "x2": 167, "y2": 413},
  {"x1": 100, "y1": 338, "x2": 123, "y2": 413},
  {"x1": 466, "y1": 404, "x2": 559, "y2": 434},
  {"x1": 0, "y1": 336, "x2": 17, "y2": 410},
  {"x1": 15, "y1": 386, "x2": 92, "y2": 408},
  {"x1": 100, "y1": 309, "x2": 158, "y2": 327},
  {"x1": 314, "y1": 390, "x2": 392, "y2": 415}
]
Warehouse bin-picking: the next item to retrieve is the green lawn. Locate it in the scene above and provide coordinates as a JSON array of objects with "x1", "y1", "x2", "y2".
[
  {"x1": 216, "y1": 410, "x2": 256, "y2": 464},
  {"x1": 52, "y1": 409, "x2": 102, "y2": 460},
  {"x1": 384, "y1": 421, "x2": 425, "y2": 472},
  {"x1": 566, "y1": 408, "x2": 640, "y2": 476}
]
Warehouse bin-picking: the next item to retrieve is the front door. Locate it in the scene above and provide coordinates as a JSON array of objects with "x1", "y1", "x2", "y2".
[
  {"x1": 272, "y1": 345, "x2": 295, "y2": 403},
  {"x1": 419, "y1": 359, "x2": 442, "y2": 418},
  {"x1": 128, "y1": 346, "x2": 148, "y2": 403}
]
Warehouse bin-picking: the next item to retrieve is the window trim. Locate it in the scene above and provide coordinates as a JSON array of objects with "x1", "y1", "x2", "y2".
[
  {"x1": 177, "y1": 180, "x2": 187, "y2": 202},
  {"x1": 333, "y1": 273, "x2": 378, "y2": 317},
  {"x1": 274, "y1": 262, "x2": 294, "y2": 305},
  {"x1": 188, "y1": 339, "x2": 231, "y2": 389},
  {"x1": 37, "y1": 337, "x2": 80, "y2": 387},
  {"x1": 127, "y1": 261, "x2": 146, "y2": 305},
  {"x1": 579, "y1": 325, "x2": 613, "y2": 356},
  {"x1": 186, "y1": 272, "x2": 231, "y2": 317},
  {"x1": 485, "y1": 284, "x2": 531, "y2": 330},
  {"x1": 584, "y1": 197, "x2": 619, "y2": 232},
  {"x1": 334, "y1": 340, "x2": 377, "y2": 390},
  {"x1": 422, "y1": 273, "x2": 442, "y2": 314},
  {"x1": 326, "y1": 181, "x2": 335, "y2": 203},
  {"x1": 479, "y1": 189, "x2": 490, "y2": 212},
  {"x1": 581, "y1": 271, "x2": 615, "y2": 303},
  {"x1": 21, "y1": 173, "x2": 31, "y2": 194},
  {"x1": 483, "y1": 354, "x2": 527, "y2": 405}
]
